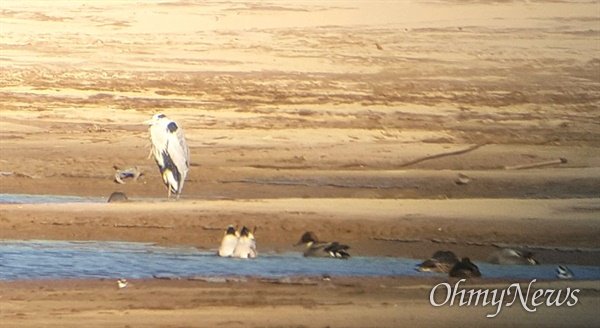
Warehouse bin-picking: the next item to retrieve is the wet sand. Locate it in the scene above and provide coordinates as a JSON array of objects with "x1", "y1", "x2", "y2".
[
  {"x1": 1, "y1": 278, "x2": 599, "y2": 327},
  {"x1": 0, "y1": 0, "x2": 599, "y2": 327}
]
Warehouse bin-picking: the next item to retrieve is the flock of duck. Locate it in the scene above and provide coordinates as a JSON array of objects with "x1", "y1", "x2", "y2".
[
  {"x1": 217, "y1": 228, "x2": 350, "y2": 259},
  {"x1": 417, "y1": 249, "x2": 537, "y2": 278},
  {"x1": 217, "y1": 226, "x2": 575, "y2": 279},
  {"x1": 417, "y1": 248, "x2": 574, "y2": 279},
  {"x1": 217, "y1": 226, "x2": 258, "y2": 259}
]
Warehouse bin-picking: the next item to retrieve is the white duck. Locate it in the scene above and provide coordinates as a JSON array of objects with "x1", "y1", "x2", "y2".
[
  {"x1": 232, "y1": 226, "x2": 257, "y2": 259},
  {"x1": 218, "y1": 225, "x2": 239, "y2": 257}
]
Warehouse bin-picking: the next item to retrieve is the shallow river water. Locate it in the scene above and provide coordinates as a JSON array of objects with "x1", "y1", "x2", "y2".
[
  {"x1": 1, "y1": 194, "x2": 598, "y2": 281},
  {"x1": 1, "y1": 240, "x2": 599, "y2": 281},
  {"x1": 0, "y1": 193, "x2": 102, "y2": 204}
]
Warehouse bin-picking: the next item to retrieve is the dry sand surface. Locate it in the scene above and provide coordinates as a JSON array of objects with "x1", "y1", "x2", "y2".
[{"x1": 1, "y1": 0, "x2": 599, "y2": 327}]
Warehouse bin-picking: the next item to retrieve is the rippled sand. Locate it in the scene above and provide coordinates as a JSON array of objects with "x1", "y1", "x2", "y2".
[{"x1": 1, "y1": 0, "x2": 599, "y2": 327}]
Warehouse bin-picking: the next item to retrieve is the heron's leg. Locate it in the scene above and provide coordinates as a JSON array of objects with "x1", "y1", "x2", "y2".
[{"x1": 147, "y1": 146, "x2": 153, "y2": 160}]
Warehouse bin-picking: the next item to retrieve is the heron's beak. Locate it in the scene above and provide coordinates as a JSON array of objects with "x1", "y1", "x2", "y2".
[{"x1": 143, "y1": 118, "x2": 154, "y2": 125}]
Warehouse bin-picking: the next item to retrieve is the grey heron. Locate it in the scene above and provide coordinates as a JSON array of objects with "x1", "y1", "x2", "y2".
[{"x1": 145, "y1": 113, "x2": 190, "y2": 199}]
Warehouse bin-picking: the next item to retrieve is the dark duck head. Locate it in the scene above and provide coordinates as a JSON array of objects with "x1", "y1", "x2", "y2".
[
  {"x1": 449, "y1": 257, "x2": 481, "y2": 278},
  {"x1": 417, "y1": 250, "x2": 459, "y2": 273},
  {"x1": 296, "y1": 232, "x2": 350, "y2": 259}
]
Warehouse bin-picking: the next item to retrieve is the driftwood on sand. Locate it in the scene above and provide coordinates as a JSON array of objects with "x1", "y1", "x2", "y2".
[
  {"x1": 397, "y1": 144, "x2": 486, "y2": 168},
  {"x1": 504, "y1": 157, "x2": 568, "y2": 170}
]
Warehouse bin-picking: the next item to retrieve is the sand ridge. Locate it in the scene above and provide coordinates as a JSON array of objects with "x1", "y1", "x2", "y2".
[{"x1": 0, "y1": 0, "x2": 599, "y2": 327}]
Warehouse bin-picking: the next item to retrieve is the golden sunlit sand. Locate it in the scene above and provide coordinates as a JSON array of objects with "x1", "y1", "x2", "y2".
[{"x1": 1, "y1": 0, "x2": 599, "y2": 327}]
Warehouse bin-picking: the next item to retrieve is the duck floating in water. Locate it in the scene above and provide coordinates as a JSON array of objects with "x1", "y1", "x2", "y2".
[
  {"x1": 417, "y1": 250, "x2": 459, "y2": 273},
  {"x1": 487, "y1": 248, "x2": 539, "y2": 265},
  {"x1": 556, "y1": 265, "x2": 574, "y2": 279},
  {"x1": 232, "y1": 226, "x2": 257, "y2": 259},
  {"x1": 218, "y1": 225, "x2": 239, "y2": 257},
  {"x1": 449, "y1": 258, "x2": 481, "y2": 278},
  {"x1": 295, "y1": 232, "x2": 350, "y2": 259}
]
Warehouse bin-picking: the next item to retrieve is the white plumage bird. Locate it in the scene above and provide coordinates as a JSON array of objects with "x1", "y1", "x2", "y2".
[
  {"x1": 145, "y1": 113, "x2": 190, "y2": 199},
  {"x1": 232, "y1": 226, "x2": 257, "y2": 259},
  {"x1": 218, "y1": 225, "x2": 239, "y2": 257},
  {"x1": 556, "y1": 265, "x2": 574, "y2": 279}
]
